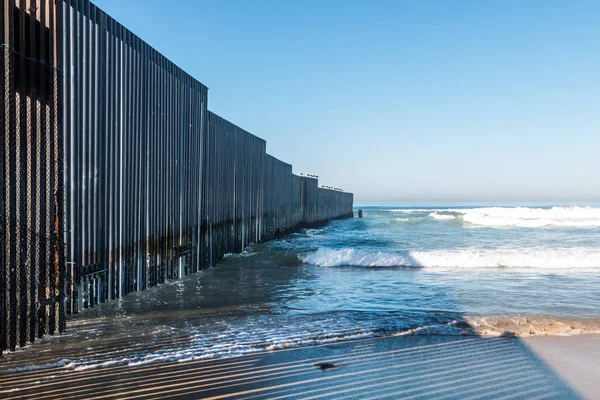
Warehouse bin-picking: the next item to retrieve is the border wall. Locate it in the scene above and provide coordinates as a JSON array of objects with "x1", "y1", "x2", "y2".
[
  {"x1": 61, "y1": 0, "x2": 209, "y2": 315},
  {"x1": 1, "y1": 0, "x2": 353, "y2": 353},
  {"x1": 206, "y1": 113, "x2": 353, "y2": 264}
]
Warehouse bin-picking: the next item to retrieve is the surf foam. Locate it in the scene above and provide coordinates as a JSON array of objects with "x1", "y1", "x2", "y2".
[
  {"x1": 459, "y1": 206, "x2": 600, "y2": 228},
  {"x1": 300, "y1": 247, "x2": 600, "y2": 269},
  {"x1": 465, "y1": 315, "x2": 600, "y2": 337},
  {"x1": 389, "y1": 206, "x2": 600, "y2": 228},
  {"x1": 429, "y1": 212, "x2": 456, "y2": 220}
]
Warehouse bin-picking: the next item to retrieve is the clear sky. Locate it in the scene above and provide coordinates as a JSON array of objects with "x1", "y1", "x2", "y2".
[{"x1": 93, "y1": 0, "x2": 599, "y2": 202}]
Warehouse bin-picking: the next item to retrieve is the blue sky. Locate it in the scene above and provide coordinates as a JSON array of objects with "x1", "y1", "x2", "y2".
[{"x1": 93, "y1": 0, "x2": 600, "y2": 202}]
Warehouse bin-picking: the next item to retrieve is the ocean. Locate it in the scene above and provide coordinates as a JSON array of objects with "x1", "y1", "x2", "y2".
[{"x1": 5, "y1": 204, "x2": 600, "y2": 372}]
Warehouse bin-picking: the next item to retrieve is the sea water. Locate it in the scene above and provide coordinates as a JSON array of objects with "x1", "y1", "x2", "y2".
[{"x1": 4, "y1": 204, "x2": 600, "y2": 372}]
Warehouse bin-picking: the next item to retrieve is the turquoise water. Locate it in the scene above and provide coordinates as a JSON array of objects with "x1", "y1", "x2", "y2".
[{"x1": 4, "y1": 204, "x2": 600, "y2": 371}]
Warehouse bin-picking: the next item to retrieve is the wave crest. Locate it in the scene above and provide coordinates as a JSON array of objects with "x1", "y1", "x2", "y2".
[
  {"x1": 429, "y1": 212, "x2": 456, "y2": 220},
  {"x1": 390, "y1": 206, "x2": 600, "y2": 228},
  {"x1": 461, "y1": 206, "x2": 600, "y2": 228},
  {"x1": 300, "y1": 247, "x2": 600, "y2": 269}
]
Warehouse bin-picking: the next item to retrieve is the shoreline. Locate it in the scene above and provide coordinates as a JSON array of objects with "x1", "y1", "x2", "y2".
[{"x1": 1, "y1": 334, "x2": 597, "y2": 399}]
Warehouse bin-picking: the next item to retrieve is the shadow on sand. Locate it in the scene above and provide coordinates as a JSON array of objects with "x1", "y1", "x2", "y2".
[
  {"x1": 0, "y1": 224, "x2": 587, "y2": 399},
  {"x1": 0, "y1": 335, "x2": 582, "y2": 399}
]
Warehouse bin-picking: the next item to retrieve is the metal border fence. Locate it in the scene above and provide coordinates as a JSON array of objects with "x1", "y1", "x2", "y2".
[
  {"x1": 61, "y1": 0, "x2": 209, "y2": 313},
  {"x1": 1, "y1": 0, "x2": 353, "y2": 354}
]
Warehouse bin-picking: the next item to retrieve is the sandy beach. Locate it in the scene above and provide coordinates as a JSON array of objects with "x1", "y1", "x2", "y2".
[
  {"x1": 521, "y1": 335, "x2": 600, "y2": 400},
  {"x1": 1, "y1": 334, "x2": 597, "y2": 399}
]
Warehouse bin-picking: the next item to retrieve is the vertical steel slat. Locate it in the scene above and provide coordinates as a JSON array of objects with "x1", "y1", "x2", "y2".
[
  {"x1": 89, "y1": 1, "x2": 96, "y2": 275},
  {"x1": 147, "y1": 46, "x2": 153, "y2": 286},
  {"x1": 117, "y1": 22, "x2": 122, "y2": 298},
  {"x1": 48, "y1": 0, "x2": 58, "y2": 331},
  {"x1": 0, "y1": 0, "x2": 8, "y2": 354},
  {"x1": 105, "y1": 13, "x2": 112, "y2": 301},
  {"x1": 17, "y1": 0, "x2": 27, "y2": 348},
  {"x1": 132, "y1": 33, "x2": 138, "y2": 289},
  {"x1": 122, "y1": 26, "x2": 128, "y2": 294},
  {"x1": 75, "y1": 0, "x2": 83, "y2": 310},
  {"x1": 136, "y1": 34, "x2": 142, "y2": 288},
  {"x1": 36, "y1": 0, "x2": 48, "y2": 337},
  {"x1": 28, "y1": 0, "x2": 38, "y2": 344},
  {"x1": 61, "y1": 0, "x2": 70, "y2": 315},
  {"x1": 82, "y1": 0, "x2": 89, "y2": 294},
  {"x1": 97, "y1": 7, "x2": 105, "y2": 303}
]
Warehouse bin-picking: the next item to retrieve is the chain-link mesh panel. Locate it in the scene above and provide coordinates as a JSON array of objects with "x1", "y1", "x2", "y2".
[
  {"x1": 1, "y1": 39, "x2": 63, "y2": 353},
  {"x1": 1, "y1": 45, "x2": 7, "y2": 354}
]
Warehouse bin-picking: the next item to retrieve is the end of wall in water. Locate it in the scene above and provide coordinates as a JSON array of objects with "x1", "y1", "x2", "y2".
[{"x1": 263, "y1": 212, "x2": 355, "y2": 240}]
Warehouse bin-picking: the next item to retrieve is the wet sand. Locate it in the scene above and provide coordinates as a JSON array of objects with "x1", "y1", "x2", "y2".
[{"x1": 1, "y1": 334, "x2": 597, "y2": 399}]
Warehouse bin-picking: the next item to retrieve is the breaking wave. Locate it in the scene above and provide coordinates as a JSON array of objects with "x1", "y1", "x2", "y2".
[
  {"x1": 429, "y1": 212, "x2": 456, "y2": 220},
  {"x1": 300, "y1": 247, "x2": 600, "y2": 269},
  {"x1": 389, "y1": 206, "x2": 600, "y2": 228}
]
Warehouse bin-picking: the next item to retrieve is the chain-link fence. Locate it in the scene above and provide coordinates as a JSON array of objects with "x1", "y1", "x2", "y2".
[{"x1": 1, "y1": 1, "x2": 64, "y2": 354}]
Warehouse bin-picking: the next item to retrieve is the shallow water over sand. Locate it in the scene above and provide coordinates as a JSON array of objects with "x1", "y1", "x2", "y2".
[{"x1": 2, "y1": 205, "x2": 600, "y2": 371}]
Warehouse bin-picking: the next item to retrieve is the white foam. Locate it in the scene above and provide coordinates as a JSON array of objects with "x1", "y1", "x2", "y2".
[
  {"x1": 388, "y1": 206, "x2": 600, "y2": 228},
  {"x1": 223, "y1": 250, "x2": 257, "y2": 258},
  {"x1": 429, "y1": 212, "x2": 456, "y2": 220},
  {"x1": 302, "y1": 248, "x2": 410, "y2": 267},
  {"x1": 394, "y1": 321, "x2": 472, "y2": 336},
  {"x1": 387, "y1": 209, "x2": 433, "y2": 213},
  {"x1": 8, "y1": 359, "x2": 73, "y2": 372},
  {"x1": 300, "y1": 247, "x2": 600, "y2": 269},
  {"x1": 459, "y1": 206, "x2": 600, "y2": 228}
]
